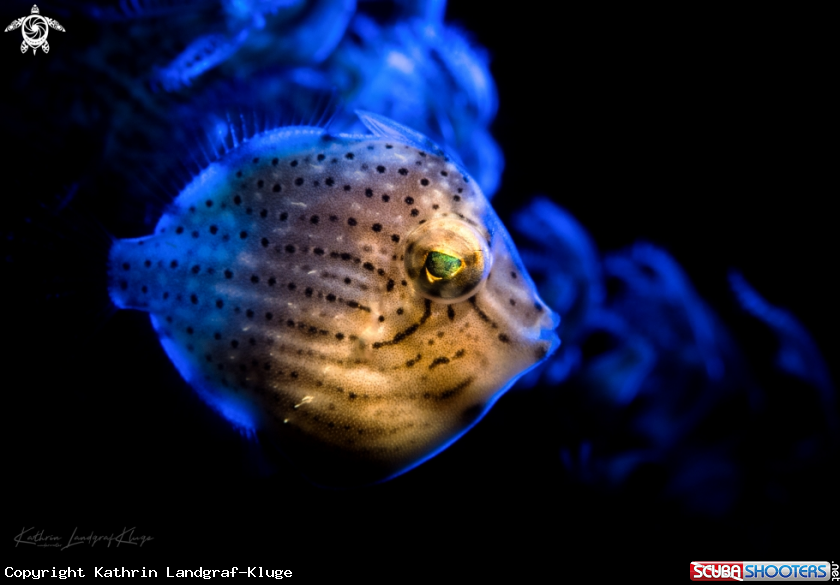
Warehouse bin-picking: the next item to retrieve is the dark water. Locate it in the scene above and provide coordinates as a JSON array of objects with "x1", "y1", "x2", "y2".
[{"x1": 2, "y1": 1, "x2": 835, "y2": 574}]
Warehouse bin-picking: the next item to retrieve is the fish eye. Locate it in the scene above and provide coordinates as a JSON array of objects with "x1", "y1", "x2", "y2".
[
  {"x1": 403, "y1": 217, "x2": 492, "y2": 303},
  {"x1": 425, "y1": 251, "x2": 463, "y2": 280}
]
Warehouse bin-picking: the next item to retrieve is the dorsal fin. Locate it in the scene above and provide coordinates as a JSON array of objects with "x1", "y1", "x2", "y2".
[{"x1": 356, "y1": 110, "x2": 447, "y2": 158}]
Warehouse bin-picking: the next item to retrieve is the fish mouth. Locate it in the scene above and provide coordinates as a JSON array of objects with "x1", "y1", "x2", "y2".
[{"x1": 537, "y1": 303, "x2": 562, "y2": 362}]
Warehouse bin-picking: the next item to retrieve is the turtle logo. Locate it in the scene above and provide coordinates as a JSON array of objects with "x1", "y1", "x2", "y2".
[{"x1": 5, "y1": 5, "x2": 65, "y2": 54}]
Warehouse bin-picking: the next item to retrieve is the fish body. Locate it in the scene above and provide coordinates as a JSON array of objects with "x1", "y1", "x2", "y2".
[{"x1": 107, "y1": 113, "x2": 559, "y2": 485}]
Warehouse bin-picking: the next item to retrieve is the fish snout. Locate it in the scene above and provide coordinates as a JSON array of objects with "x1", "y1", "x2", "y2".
[{"x1": 534, "y1": 300, "x2": 562, "y2": 362}]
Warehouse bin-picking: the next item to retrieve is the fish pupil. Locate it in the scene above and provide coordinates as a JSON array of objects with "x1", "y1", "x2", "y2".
[{"x1": 425, "y1": 251, "x2": 462, "y2": 280}]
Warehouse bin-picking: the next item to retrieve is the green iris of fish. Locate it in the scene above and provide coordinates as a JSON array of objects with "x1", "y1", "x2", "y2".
[{"x1": 425, "y1": 251, "x2": 462, "y2": 279}]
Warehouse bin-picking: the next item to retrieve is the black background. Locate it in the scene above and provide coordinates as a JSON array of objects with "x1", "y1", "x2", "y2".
[{"x1": 3, "y1": 0, "x2": 835, "y2": 575}]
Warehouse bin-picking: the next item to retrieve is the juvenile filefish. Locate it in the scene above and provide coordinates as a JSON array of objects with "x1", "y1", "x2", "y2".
[{"x1": 108, "y1": 112, "x2": 559, "y2": 485}]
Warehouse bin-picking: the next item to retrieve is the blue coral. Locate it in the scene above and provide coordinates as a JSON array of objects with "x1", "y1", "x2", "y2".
[{"x1": 512, "y1": 197, "x2": 837, "y2": 516}]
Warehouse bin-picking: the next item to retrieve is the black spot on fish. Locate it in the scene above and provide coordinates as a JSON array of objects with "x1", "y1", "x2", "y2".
[
  {"x1": 429, "y1": 357, "x2": 450, "y2": 369},
  {"x1": 461, "y1": 404, "x2": 483, "y2": 424}
]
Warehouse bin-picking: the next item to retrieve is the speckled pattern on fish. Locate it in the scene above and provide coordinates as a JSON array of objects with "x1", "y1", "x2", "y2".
[{"x1": 107, "y1": 115, "x2": 559, "y2": 485}]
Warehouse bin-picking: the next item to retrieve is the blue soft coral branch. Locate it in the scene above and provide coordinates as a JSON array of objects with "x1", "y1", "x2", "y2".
[{"x1": 729, "y1": 270, "x2": 836, "y2": 416}]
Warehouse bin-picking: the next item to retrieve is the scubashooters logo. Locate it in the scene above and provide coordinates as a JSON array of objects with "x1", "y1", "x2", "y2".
[
  {"x1": 690, "y1": 561, "x2": 834, "y2": 581},
  {"x1": 5, "y1": 5, "x2": 65, "y2": 54}
]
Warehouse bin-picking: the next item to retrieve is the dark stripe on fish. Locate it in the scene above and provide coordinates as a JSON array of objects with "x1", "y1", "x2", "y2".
[
  {"x1": 423, "y1": 378, "x2": 473, "y2": 401},
  {"x1": 372, "y1": 300, "x2": 432, "y2": 348},
  {"x1": 468, "y1": 296, "x2": 498, "y2": 328}
]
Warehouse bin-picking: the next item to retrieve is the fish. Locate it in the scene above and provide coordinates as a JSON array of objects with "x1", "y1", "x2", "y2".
[{"x1": 106, "y1": 111, "x2": 559, "y2": 486}]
